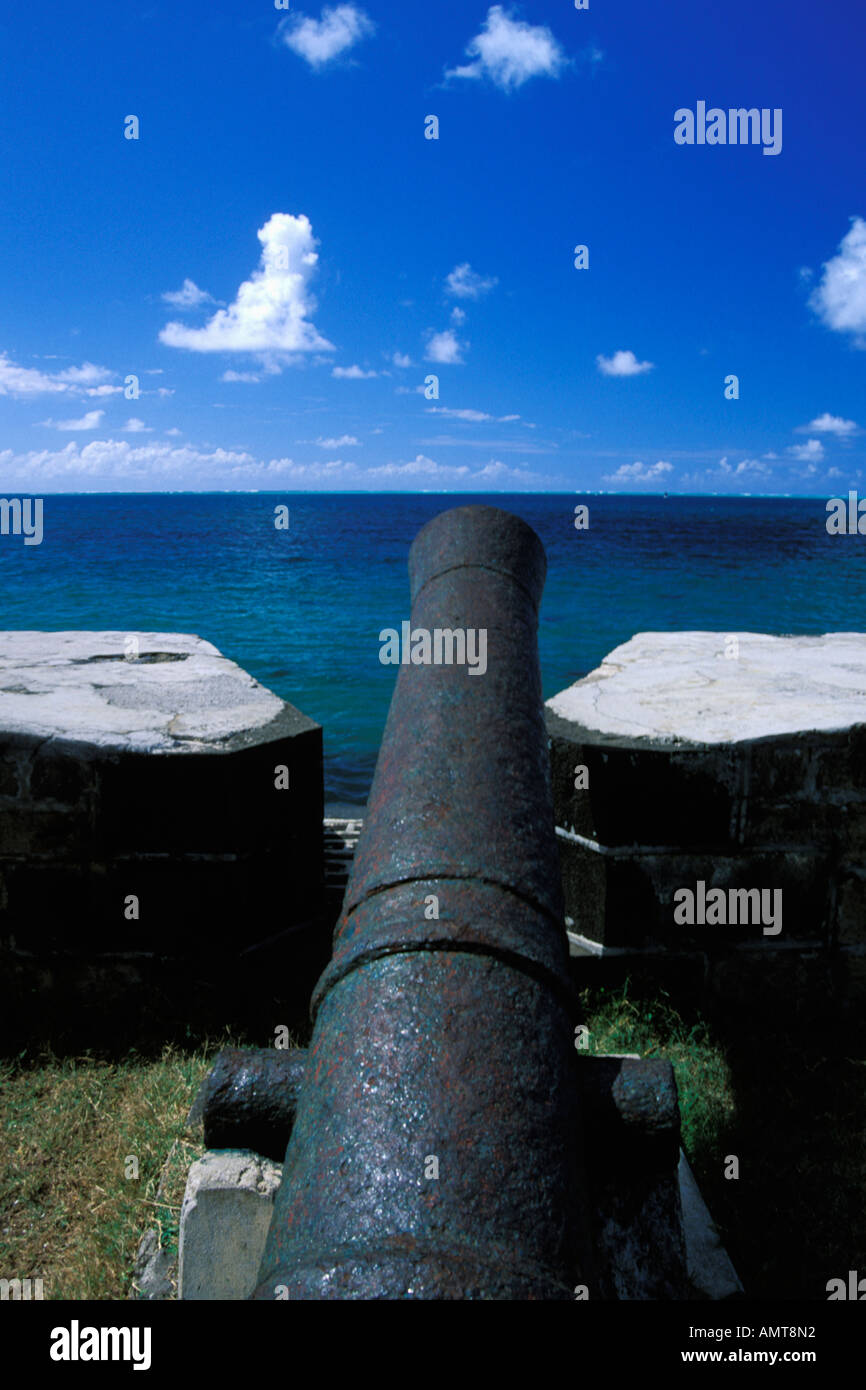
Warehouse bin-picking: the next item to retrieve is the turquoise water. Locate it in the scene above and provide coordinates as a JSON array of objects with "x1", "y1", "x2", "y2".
[{"x1": 1, "y1": 493, "x2": 862, "y2": 802}]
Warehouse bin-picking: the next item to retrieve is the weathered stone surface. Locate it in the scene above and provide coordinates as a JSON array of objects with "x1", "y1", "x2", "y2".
[
  {"x1": 557, "y1": 835, "x2": 828, "y2": 948},
  {"x1": 836, "y1": 866, "x2": 866, "y2": 945},
  {"x1": 546, "y1": 633, "x2": 866, "y2": 958},
  {"x1": 131, "y1": 1228, "x2": 175, "y2": 1301},
  {"x1": 178, "y1": 1151, "x2": 282, "y2": 1301},
  {"x1": 0, "y1": 631, "x2": 289, "y2": 749},
  {"x1": 547, "y1": 632, "x2": 866, "y2": 744},
  {"x1": 678, "y1": 1152, "x2": 744, "y2": 1299}
]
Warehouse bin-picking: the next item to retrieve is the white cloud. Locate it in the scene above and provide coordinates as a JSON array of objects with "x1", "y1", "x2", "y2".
[
  {"x1": 427, "y1": 407, "x2": 491, "y2": 422},
  {"x1": 332, "y1": 364, "x2": 377, "y2": 378},
  {"x1": 597, "y1": 349, "x2": 654, "y2": 377},
  {"x1": 425, "y1": 330, "x2": 465, "y2": 364},
  {"x1": 221, "y1": 370, "x2": 262, "y2": 383},
  {"x1": 721, "y1": 457, "x2": 772, "y2": 475},
  {"x1": 0, "y1": 354, "x2": 114, "y2": 398},
  {"x1": 788, "y1": 438, "x2": 825, "y2": 462},
  {"x1": 165, "y1": 428, "x2": 182, "y2": 437},
  {"x1": 53, "y1": 363, "x2": 114, "y2": 385},
  {"x1": 809, "y1": 217, "x2": 866, "y2": 341},
  {"x1": 0, "y1": 438, "x2": 559, "y2": 491},
  {"x1": 161, "y1": 278, "x2": 215, "y2": 309},
  {"x1": 317, "y1": 434, "x2": 358, "y2": 447},
  {"x1": 603, "y1": 460, "x2": 673, "y2": 484},
  {"x1": 445, "y1": 263, "x2": 498, "y2": 299},
  {"x1": 425, "y1": 406, "x2": 523, "y2": 423},
  {"x1": 447, "y1": 5, "x2": 567, "y2": 92},
  {"x1": 86, "y1": 384, "x2": 124, "y2": 397},
  {"x1": 123, "y1": 418, "x2": 152, "y2": 433},
  {"x1": 40, "y1": 409, "x2": 105, "y2": 431},
  {"x1": 159, "y1": 213, "x2": 333, "y2": 360},
  {"x1": 392, "y1": 352, "x2": 412, "y2": 368},
  {"x1": 279, "y1": 4, "x2": 374, "y2": 68},
  {"x1": 450, "y1": 306, "x2": 467, "y2": 325},
  {"x1": 796, "y1": 412, "x2": 858, "y2": 437}
]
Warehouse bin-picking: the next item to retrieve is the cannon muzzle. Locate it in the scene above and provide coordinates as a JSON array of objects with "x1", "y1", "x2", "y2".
[{"x1": 252, "y1": 505, "x2": 593, "y2": 1299}]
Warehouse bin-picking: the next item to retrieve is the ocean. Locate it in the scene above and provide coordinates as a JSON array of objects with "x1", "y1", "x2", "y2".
[{"x1": 1, "y1": 493, "x2": 862, "y2": 805}]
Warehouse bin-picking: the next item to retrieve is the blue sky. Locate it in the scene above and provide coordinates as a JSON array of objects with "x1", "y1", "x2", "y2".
[{"x1": 0, "y1": 0, "x2": 863, "y2": 494}]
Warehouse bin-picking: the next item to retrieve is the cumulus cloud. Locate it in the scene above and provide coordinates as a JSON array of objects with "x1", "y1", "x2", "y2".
[
  {"x1": 123, "y1": 418, "x2": 152, "y2": 433},
  {"x1": 445, "y1": 263, "x2": 498, "y2": 299},
  {"x1": 720, "y1": 457, "x2": 772, "y2": 475},
  {"x1": 317, "y1": 434, "x2": 358, "y2": 447},
  {"x1": 597, "y1": 349, "x2": 654, "y2": 377},
  {"x1": 0, "y1": 354, "x2": 114, "y2": 398},
  {"x1": 603, "y1": 460, "x2": 673, "y2": 484},
  {"x1": 40, "y1": 410, "x2": 105, "y2": 431},
  {"x1": 788, "y1": 438, "x2": 825, "y2": 462},
  {"x1": 278, "y1": 4, "x2": 374, "y2": 68},
  {"x1": 796, "y1": 412, "x2": 858, "y2": 437},
  {"x1": 809, "y1": 217, "x2": 866, "y2": 341},
  {"x1": 159, "y1": 213, "x2": 333, "y2": 361},
  {"x1": 0, "y1": 439, "x2": 558, "y2": 491},
  {"x1": 446, "y1": 5, "x2": 568, "y2": 92},
  {"x1": 221, "y1": 370, "x2": 262, "y2": 383},
  {"x1": 332, "y1": 364, "x2": 377, "y2": 378},
  {"x1": 425, "y1": 329, "x2": 465, "y2": 364},
  {"x1": 391, "y1": 352, "x2": 412, "y2": 368},
  {"x1": 426, "y1": 406, "x2": 523, "y2": 423},
  {"x1": 161, "y1": 278, "x2": 216, "y2": 309},
  {"x1": 427, "y1": 407, "x2": 491, "y2": 422}
]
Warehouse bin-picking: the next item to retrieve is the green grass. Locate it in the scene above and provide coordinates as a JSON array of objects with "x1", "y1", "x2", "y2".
[
  {"x1": 581, "y1": 979, "x2": 737, "y2": 1167},
  {"x1": 0, "y1": 1040, "x2": 222, "y2": 1299},
  {"x1": 580, "y1": 979, "x2": 866, "y2": 1299},
  {"x1": 1, "y1": 988, "x2": 862, "y2": 1300}
]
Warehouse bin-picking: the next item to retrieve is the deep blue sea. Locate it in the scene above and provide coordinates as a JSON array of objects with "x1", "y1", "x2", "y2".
[{"x1": 2, "y1": 494, "x2": 863, "y2": 805}]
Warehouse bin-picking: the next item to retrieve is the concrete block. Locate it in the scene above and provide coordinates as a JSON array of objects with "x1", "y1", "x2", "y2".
[
  {"x1": 178, "y1": 1150, "x2": 282, "y2": 1301},
  {"x1": 547, "y1": 633, "x2": 866, "y2": 953},
  {"x1": 0, "y1": 632, "x2": 324, "y2": 1012}
]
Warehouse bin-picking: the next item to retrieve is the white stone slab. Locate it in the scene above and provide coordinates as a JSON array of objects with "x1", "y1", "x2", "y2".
[
  {"x1": 546, "y1": 632, "x2": 866, "y2": 744},
  {"x1": 178, "y1": 1150, "x2": 282, "y2": 1301},
  {"x1": 0, "y1": 631, "x2": 284, "y2": 752}
]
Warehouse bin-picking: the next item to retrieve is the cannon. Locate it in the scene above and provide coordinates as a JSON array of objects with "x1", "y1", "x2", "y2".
[{"x1": 252, "y1": 505, "x2": 595, "y2": 1299}]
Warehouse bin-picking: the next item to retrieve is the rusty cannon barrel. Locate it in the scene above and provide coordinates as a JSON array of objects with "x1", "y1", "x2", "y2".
[{"x1": 252, "y1": 505, "x2": 594, "y2": 1300}]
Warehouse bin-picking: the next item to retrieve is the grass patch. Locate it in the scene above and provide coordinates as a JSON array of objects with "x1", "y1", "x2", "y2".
[
  {"x1": 0, "y1": 1039, "x2": 223, "y2": 1300},
  {"x1": 580, "y1": 980, "x2": 737, "y2": 1169},
  {"x1": 2, "y1": 988, "x2": 862, "y2": 1301},
  {"x1": 581, "y1": 979, "x2": 866, "y2": 1299}
]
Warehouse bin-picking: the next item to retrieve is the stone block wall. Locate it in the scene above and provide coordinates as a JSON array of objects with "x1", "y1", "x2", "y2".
[
  {"x1": 0, "y1": 632, "x2": 325, "y2": 1036},
  {"x1": 545, "y1": 633, "x2": 866, "y2": 1000}
]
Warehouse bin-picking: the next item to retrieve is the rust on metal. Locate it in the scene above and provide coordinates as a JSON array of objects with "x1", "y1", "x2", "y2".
[{"x1": 253, "y1": 505, "x2": 595, "y2": 1299}]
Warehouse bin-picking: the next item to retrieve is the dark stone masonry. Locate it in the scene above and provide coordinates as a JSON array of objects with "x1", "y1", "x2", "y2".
[{"x1": 0, "y1": 631, "x2": 324, "y2": 1042}]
